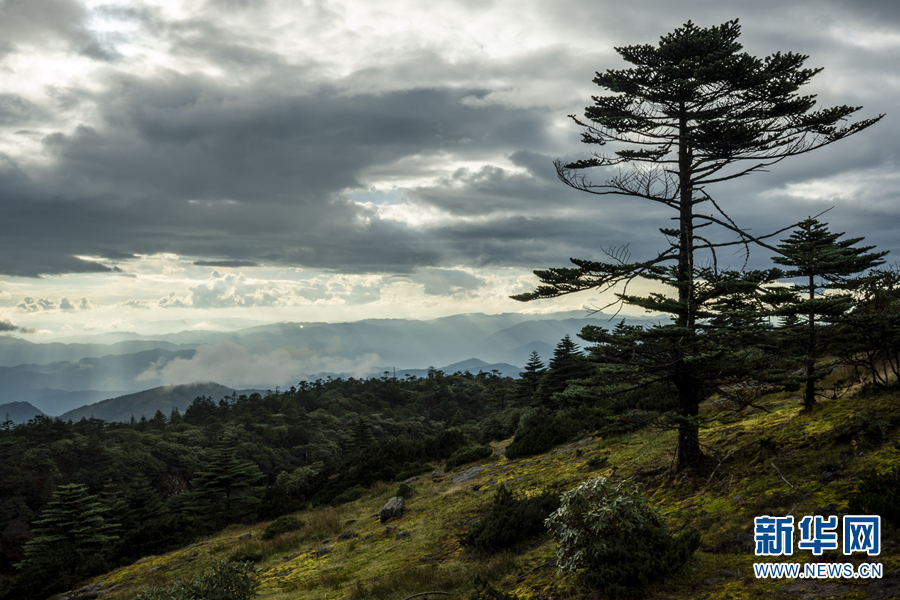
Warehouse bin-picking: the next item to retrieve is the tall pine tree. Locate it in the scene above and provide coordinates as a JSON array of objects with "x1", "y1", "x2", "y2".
[
  {"x1": 773, "y1": 218, "x2": 886, "y2": 408},
  {"x1": 513, "y1": 20, "x2": 882, "y2": 468}
]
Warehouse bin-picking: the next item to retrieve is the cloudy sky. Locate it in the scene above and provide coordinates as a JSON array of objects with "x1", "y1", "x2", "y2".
[{"x1": 0, "y1": 0, "x2": 896, "y2": 338}]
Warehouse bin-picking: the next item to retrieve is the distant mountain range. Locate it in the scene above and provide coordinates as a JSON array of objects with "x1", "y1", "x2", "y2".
[
  {"x1": 0, "y1": 311, "x2": 668, "y2": 417},
  {"x1": 367, "y1": 358, "x2": 523, "y2": 380}
]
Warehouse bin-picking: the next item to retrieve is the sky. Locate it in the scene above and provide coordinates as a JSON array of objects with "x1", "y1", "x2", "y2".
[{"x1": 0, "y1": 0, "x2": 897, "y2": 339}]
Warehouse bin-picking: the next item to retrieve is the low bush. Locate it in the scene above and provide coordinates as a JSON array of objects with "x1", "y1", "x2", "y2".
[
  {"x1": 479, "y1": 407, "x2": 526, "y2": 443},
  {"x1": 132, "y1": 559, "x2": 261, "y2": 600},
  {"x1": 395, "y1": 483, "x2": 415, "y2": 499},
  {"x1": 504, "y1": 409, "x2": 570, "y2": 459},
  {"x1": 331, "y1": 485, "x2": 367, "y2": 506},
  {"x1": 394, "y1": 462, "x2": 433, "y2": 481},
  {"x1": 461, "y1": 484, "x2": 560, "y2": 552},
  {"x1": 594, "y1": 410, "x2": 661, "y2": 438},
  {"x1": 446, "y1": 445, "x2": 492, "y2": 469},
  {"x1": 546, "y1": 477, "x2": 700, "y2": 598},
  {"x1": 261, "y1": 515, "x2": 304, "y2": 540},
  {"x1": 832, "y1": 408, "x2": 890, "y2": 444}
]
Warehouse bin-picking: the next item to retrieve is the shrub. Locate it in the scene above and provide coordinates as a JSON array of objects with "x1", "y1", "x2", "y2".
[
  {"x1": 461, "y1": 484, "x2": 560, "y2": 553},
  {"x1": 394, "y1": 462, "x2": 433, "y2": 481},
  {"x1": 331, "y1": 485, "x2": 367, "y2": 506},
  {"x1": 261, "y1": 515, "x2": 304, "y2": 540},
  {"x1": 849, "y1": 467, "x2": 900, "y2": 528},
  {"x1": 594, "y1": 410, "x2": 661, "y2": 438},
  {"x1": 504, "y1": 406, "x2": 661, "y2": 460},
  {"x1": 832, "y1": 408, "x2": 890, "y2": 444},
  {"x1": 132, "y1": 559, "x2": 261, "y2": 600},
  {"x1": 504, "y1": 409, "x2": 570, "y2": 459},
  {"x1": 479, "y1": 407, "x2": 526, "y2": 443},
  {"x1": 395, "y1": 483, "x2": 415, "y2": 499},
  {"x1": 446, "y1": 445, "x2": 492, "y2": 469},
  {"x1": 545, "y1": 477, "x2": 700, "y2": 598}
]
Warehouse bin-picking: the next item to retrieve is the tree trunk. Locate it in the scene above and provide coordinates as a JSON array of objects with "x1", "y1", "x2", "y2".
[
  {"x1": 804, "y1": 273, "x2": 816, "y2": 410},
  {"x1": 677, "y1": 419, "x2": 704, "y2": 469},
  {"x1": 674, "y1": 104, "x2": 704, "y2": 468},
  {"x1": 675, "y1": 370, "x2": 704, "y2": 470}
]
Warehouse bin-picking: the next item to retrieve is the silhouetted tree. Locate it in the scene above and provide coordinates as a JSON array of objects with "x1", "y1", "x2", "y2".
[
  {"x1": 538, "y1": 335, "x2": 594, "y2": 409},
  {"x1": 517, "y1": 351, "x2": 546, "y2": 404},
  {"x1": 773, "y1": 218, "x2": 886, "y2": 408},
  {"x1": 513, "y1": 20, "x2": 883, "y2": 467}
]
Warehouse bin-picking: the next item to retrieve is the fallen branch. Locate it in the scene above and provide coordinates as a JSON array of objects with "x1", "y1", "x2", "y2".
[
  {"x1": 701, "y1": 449, "x2": 735, "y2": 506},
  {"x1": 402, "y1": 593, "x2": 453, "y2": 600},
  {"x1": 770, "y1": 462, "x2": 797, "y2": 491}
]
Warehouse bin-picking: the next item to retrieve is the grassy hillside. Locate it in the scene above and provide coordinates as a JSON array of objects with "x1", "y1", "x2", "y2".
[{"x1": 66, "y1": 382, "x2": 900, "y2": 600}]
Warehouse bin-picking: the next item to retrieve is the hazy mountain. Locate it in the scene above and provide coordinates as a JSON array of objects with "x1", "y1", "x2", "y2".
[
  {"x1": 11, "y1": 389, "x2": 134, "y2": 417},
  {"x1": 0, "y1": 336, "x2": 193, "y2": 367},
  {"x1": 0, "y1": 312, "x2": 669, "y2": 404},
  {"x1": 0, "y1": 401, "x2": 45, "y2": 424},
  {"x1": 370, "y1": 358, "x2": 523, "y2": 380},
  {"x1": 59, "y1": 382, "x2": 239, "y2": 423},
  {"x1": 0, "y1": 348, "x2": 195, "y2": 392}
]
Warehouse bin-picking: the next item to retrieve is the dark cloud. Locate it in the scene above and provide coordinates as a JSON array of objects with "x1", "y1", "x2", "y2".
[
  {"x1": 0, "y1": 0, "x2": 112, "y2": 60},
  {"x1": 0, "y1": 0, "x2": 893, "y2": 280},
  {"x1": 194, "y1": 260, "x2": 259, "y2": 267},
  {"x1": 0, "y1": 318, "x2": 37, "y2": 334}
]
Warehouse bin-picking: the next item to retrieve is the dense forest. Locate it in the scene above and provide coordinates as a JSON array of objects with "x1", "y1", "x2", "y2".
[{"x1": 0, "y1": 367, "x2": 527, "y2": 595}]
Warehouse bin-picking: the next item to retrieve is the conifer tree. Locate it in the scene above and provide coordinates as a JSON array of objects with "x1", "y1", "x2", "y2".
[
  {"x1": 186, "y1": 447, "x2": 263, "y2": 529},
  {"x1": 773, "y1": 218, "x2": 887, "y2": 408},
  {"x1": 517, "y1": 351, "x2": 546, "y2": 404},
  {"x1": 513, "y1": 20, "x2": 882, "y2": 468},
  {"x1": 538, "y1": 335, "x2": 594, "y2": 409},
  {"x1": 351, "y1": 416, "x2": 374, "y2": 450},
  {"x1": 836, "y1": 266, "x2": 900, "y2": 386},
  {"x1": 15, "y1": 483, "x2": 119, "y2": 594},
  {"x1": 150, "y1": 409, "x2": 168, "y2": 428}
]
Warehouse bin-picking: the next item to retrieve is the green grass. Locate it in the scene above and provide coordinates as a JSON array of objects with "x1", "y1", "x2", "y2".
[{"x1": 70, "y1": 385, "x2": 900, "y2": 600}]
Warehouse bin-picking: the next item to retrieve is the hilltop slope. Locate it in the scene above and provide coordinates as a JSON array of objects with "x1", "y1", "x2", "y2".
[{"x1": 70, "y1": 386, "x2": 900, "y2": 600}]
